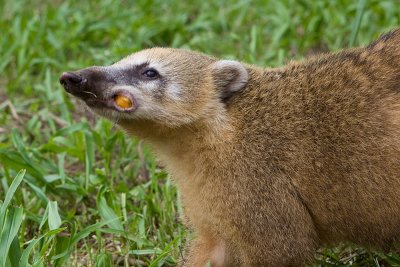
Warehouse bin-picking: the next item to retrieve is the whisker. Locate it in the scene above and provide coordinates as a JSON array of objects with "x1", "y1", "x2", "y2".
[{"x1": 82, "y1": 91, "x2": 98, "y2": 98}]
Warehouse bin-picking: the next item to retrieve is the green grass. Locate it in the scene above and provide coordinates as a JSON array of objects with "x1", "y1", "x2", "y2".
[{"x1": 0, "y1": 0, "x2": 399, "y2": 266}]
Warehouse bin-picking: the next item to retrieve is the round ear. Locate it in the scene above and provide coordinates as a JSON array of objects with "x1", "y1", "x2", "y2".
[{"x1": 212, "y1": 60, "x2": 249, "y2": 101}]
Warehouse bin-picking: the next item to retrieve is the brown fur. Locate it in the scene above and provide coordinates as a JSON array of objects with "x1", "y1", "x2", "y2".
[{"x1": 64, "y1": 29, "x2": 400, "y2": 266}]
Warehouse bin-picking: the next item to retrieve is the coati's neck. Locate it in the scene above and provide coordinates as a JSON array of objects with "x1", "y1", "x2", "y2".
[{"x1": 119, "y1": 115, "x2": 236, "y2": 183}]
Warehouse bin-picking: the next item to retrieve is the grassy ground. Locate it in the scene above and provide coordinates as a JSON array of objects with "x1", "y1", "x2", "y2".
[{"x1": 0, "y1": 0, "x2": 399, "y2": 266}]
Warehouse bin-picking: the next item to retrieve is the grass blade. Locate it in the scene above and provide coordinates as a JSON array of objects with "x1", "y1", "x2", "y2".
[
  {"x1": 0, "y1": 169, "x2": 26, "y2": 220},
  {"x1": 51, "y1": 219, "x2": 118, "y2": 263},
  {"x1": 19, "y1": 228, "x2": 66, "y2": 267},
  {"x1": 48, "y1": 201, "x2": 61, "y2": 230},
  {"x1": 349, "y1": 0, "x2": 367, "y2": 46},
  {"x1": 0, "y1": 170, "x2": 25, "y2": 267},
  {"x1": 9, "y1": 236, "x2": 22, "y2": 267},
  {"x1": 97, "y1": 196, "x2": 123, "y2": 231},
  {"x1": 0, "y1": 207, "x2": 23, "y2": 267}
]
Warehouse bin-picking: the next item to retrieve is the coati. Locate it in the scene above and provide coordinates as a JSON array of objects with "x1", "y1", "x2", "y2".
[{"x1": 60, "y1": 29, "x2": 400, "y2": 266}]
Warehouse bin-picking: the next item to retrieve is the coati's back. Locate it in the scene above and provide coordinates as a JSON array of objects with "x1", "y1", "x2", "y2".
[{"x1": 228, "y1": 29, "x2": 400, "y2": 248}]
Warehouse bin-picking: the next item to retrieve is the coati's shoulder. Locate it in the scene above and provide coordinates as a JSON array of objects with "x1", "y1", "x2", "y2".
[
  {"x1": 327, "y1": 28, "x2": 399, "y2": 70},
  {"x1": 271, "y1": 28, "x2": 400, "y2": 93},
  {"x1": 367, "y1": 28, "x2": 400, "y2": 52}
]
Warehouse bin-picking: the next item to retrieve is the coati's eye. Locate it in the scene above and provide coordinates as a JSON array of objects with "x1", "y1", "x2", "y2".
[{"x1": 142, "y1": 69, "x2": 159, "y2": 78}]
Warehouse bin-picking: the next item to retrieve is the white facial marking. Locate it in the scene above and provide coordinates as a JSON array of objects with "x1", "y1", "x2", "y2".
[
  {"x1": 113, "y1": 51, "x2": 166, "y2": 76},
  {"x1": 113, "y1": 53, "x2": 149, "y2": 68}
]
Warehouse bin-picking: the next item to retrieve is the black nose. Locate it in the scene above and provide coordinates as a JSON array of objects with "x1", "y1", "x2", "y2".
[
  {"x1": 60, "y1": 72, "x2": 85, "y2": 94},
  {"x1": 60, "y1": 72, "x2": 83, "y2": 85}
]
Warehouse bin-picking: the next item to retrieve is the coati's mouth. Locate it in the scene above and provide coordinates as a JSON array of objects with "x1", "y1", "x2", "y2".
[
  {"x1": 60, "y1": 71, "x2": 137, "y2": 113},
  {"x1": 85, "y1": 90, "x2": 137, "y2": 113}
]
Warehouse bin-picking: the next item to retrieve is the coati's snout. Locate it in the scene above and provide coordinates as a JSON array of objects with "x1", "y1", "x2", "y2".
[{"x1": 60, "y1": 68, "x2": 137, "y2": 113}]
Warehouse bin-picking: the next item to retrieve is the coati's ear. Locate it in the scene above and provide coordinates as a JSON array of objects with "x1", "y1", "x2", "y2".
[{"x1": 212, "y1": 60, "x2": 249, "y2": 101}]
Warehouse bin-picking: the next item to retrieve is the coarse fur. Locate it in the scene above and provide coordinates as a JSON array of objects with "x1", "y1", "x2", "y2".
[{"x1": 61, "y1": 29, "x2": 400, "y2": 266}]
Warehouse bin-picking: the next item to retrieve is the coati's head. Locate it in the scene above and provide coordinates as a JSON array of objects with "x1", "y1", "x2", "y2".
[{"x1": 60, "y1": 48, "x2": 249, "y2": 134}]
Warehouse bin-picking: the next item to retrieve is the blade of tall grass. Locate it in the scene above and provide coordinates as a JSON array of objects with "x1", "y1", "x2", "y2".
[
  {"x1": 0, "y1": 169, "x2": 25, "y2": 267},
  {"x1": 1, "y1": 207, "x2": 23, "y2": 267},
  {"x1": 9, "y1": 236, "x2": 21, "y2": 267},
  {"x1": 48, "y1": 201, "x2": 61, "y2": 230},
  {"x1": 0, "y1": 169, "x2": 25, "y2": 218},
  {"x1": 51, "y1": 218, "x2": 121, "y2": 263},
  {"x1": 349, "y1": 0, "x2": 367, "y2": 46},
  {"x1": 97, "y1": 189, "x2": 123, "y2": 231},
  {"x1": 19, "y1": 228, "x2": 66, "y2": 267}
]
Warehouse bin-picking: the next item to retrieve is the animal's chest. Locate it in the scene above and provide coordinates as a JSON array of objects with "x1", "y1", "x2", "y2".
[{"x1": 176, "y1": 171, "x2": 236, "y2": 233}]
